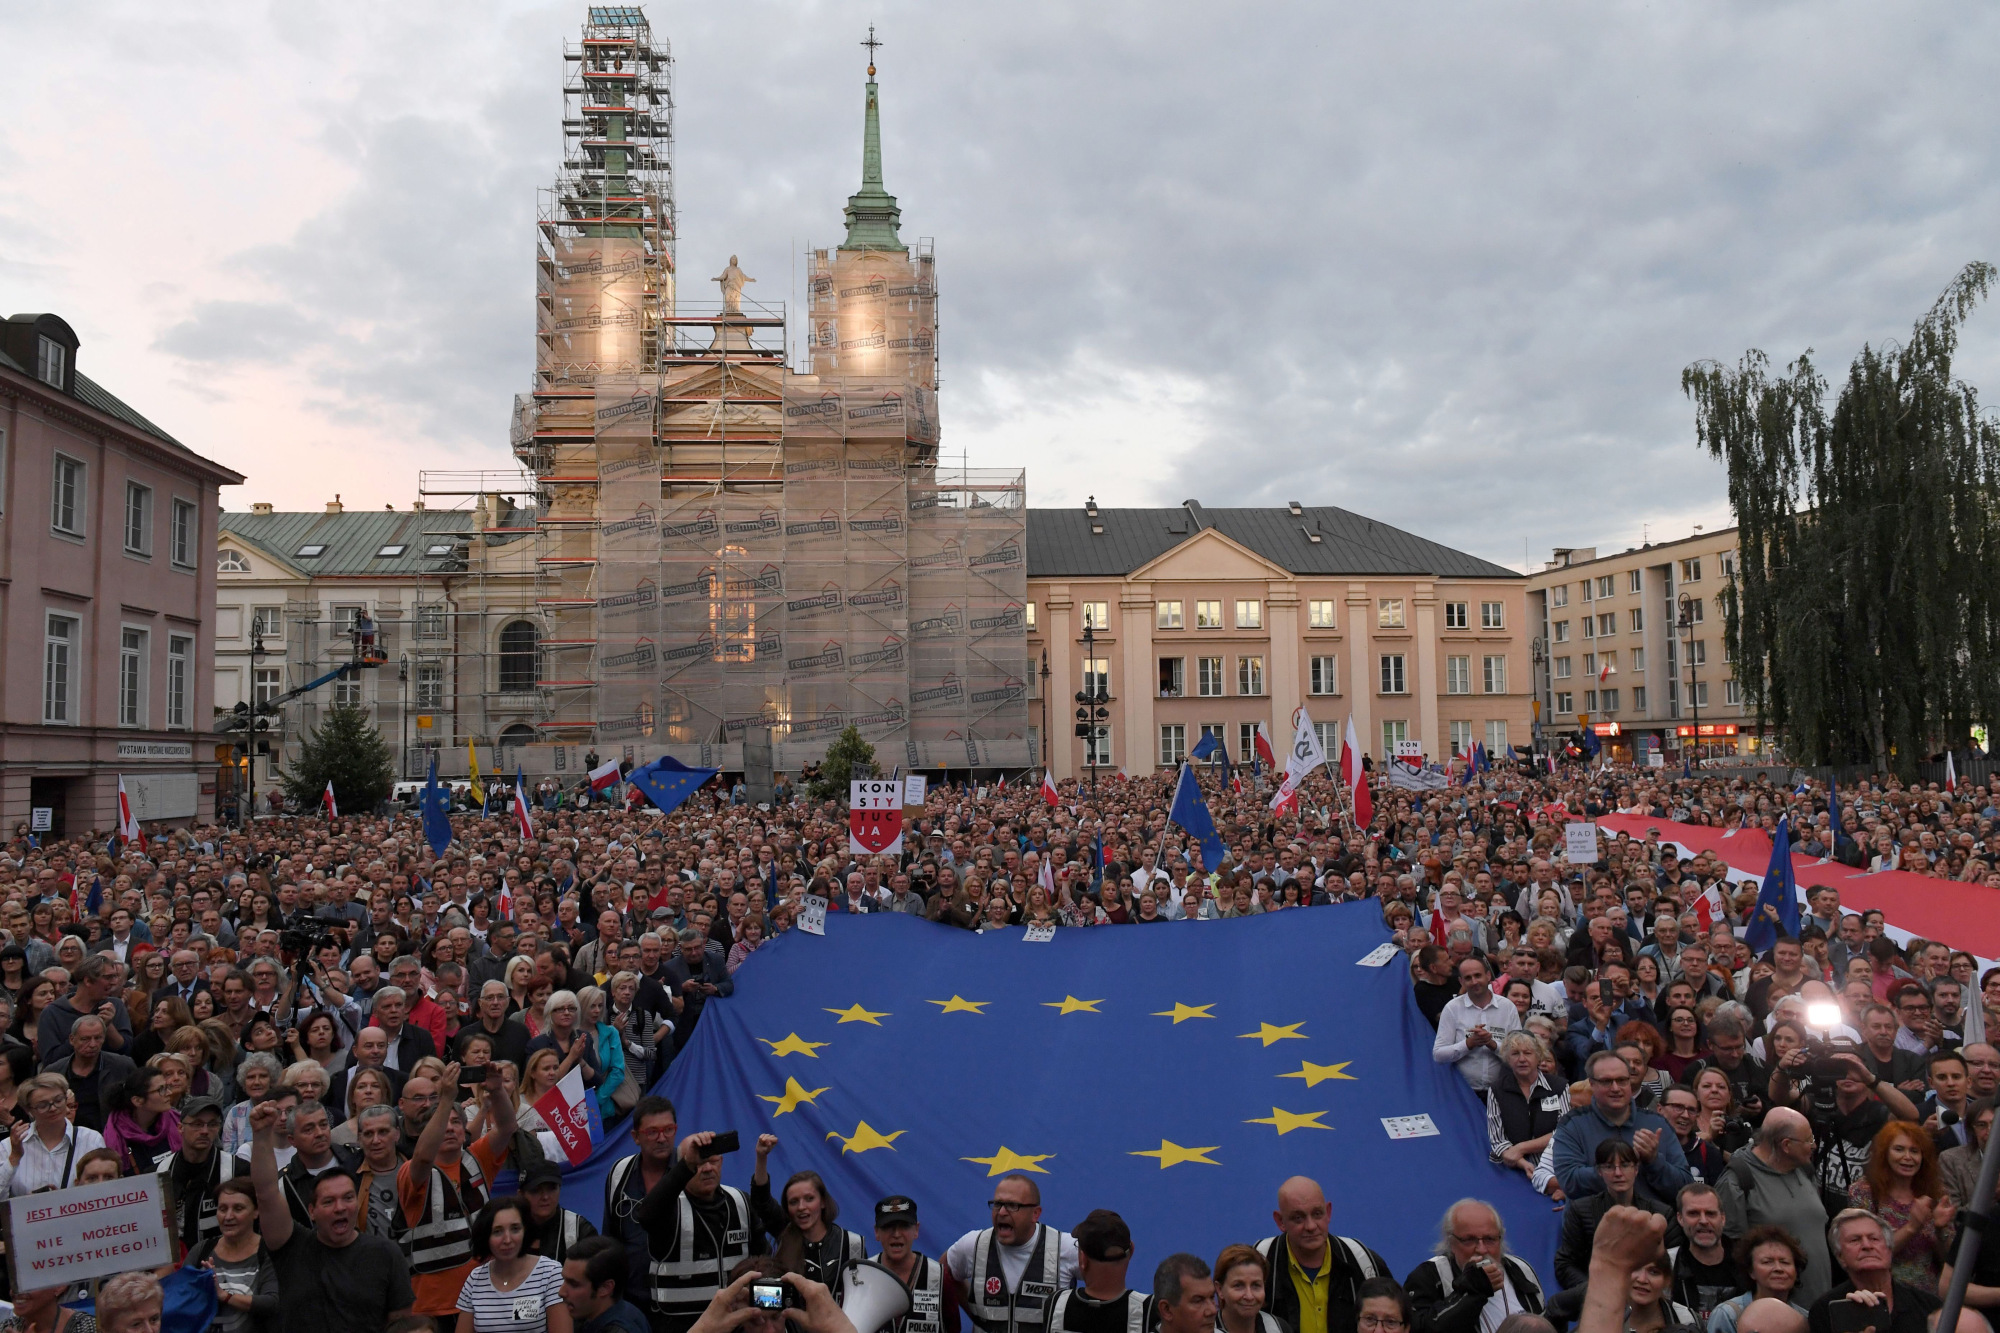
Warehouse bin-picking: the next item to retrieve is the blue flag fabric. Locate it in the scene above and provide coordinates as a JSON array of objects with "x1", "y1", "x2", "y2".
[
  {"x1": 1827, "y1": 780, "x2": 1844, "y2": 851},
  {"x1": 627, "y1": 756, "x2": 720, "y2": 815},
  {"x1": 419, "y1": 755, "x2": 453, "y2": 857},
  {"x1": 1189, "y1": 732, "x2": 1228, "y2": 770},
  {"x1": 1745, "y1": 816, "x2": 1801, "y2": 954},
  {"x1": 559, "y1": 907, "x2": 1561, "y2": 1283},
  {"x1": 83, "y1": 875, "x2": 103, "y2": 917},
  {"x1": 1166, "y1": 763, "x2": 1227, "y2": 872}
]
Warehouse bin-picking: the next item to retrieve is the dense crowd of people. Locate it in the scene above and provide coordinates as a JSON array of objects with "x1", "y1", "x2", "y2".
[{"x1": 0, "y1": 754, "x2": 1993, "y2": 1333}]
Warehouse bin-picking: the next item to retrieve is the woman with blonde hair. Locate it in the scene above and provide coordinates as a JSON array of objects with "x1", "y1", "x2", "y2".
[
  {"x1": 280, "y1": 1059, "x2": 329, "y2": 1110},
  {"x1": 329, "y1": 1067, "x2": 397, "y2": 1149},
  {"x1": 146, "y1": 1051, "x2": 194, "y2": 1111},
  {"x1": 515, "y1": 1047, "x2": 580, "y2": 1134},
  {"x1": 95, "y1": 1270, "x2": 164, "y2": 1333}
]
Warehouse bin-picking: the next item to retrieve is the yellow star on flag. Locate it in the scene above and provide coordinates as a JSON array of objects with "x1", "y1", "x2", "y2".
[
  {"x1": 826, "y1": 1121, "x2": 905, "y2": 1154},
  {"x1": 1238, "y1": 1022, "x2": 1308, "y2": 1047},
  {"x1": 757, "y1": 1078, "x2": 831, "y2": 1116},
  {"x1": 1130, "y1": 1139, "x2": 1221, "y2": 1169},
  {"x1": 1279, "y1": 1060, "x2": 1357, "y2": 1087},
  {"x1": 758, "y1": 1033, "x2": 830, "y2": 1059},
  {"x1": 1246, "y1": 1107, "x2": 1333, "y2": 1135},
  {"x1": 825, "y1": 1003, "x2": 890, "y2": 1025},
  {"x1": 1151, "y1": 1003, "x2": 1215, "y2": 1024},
  {"x1": 960, "y1": 1146, "x2": 1055, "y2": 1176},
  {"x1": 928, "y1": 996, "x2": 990, "y2": 1014},
  {"x1": 1043, "y1": 996, "x2": 1104, "y2": 1015}
]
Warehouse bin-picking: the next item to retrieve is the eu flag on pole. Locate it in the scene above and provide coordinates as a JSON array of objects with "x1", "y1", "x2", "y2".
[
  {"x1": 627, "y1": 755, "x2": 720, "y2": 815},
  {"x1": 1745, "y1": 815, "x2": 1800, "y2": 954},
  {"x1": 1827, "y1": 779, "x2": 1845, "y2": 851},
  {"x1": 419, "y1": 755, "x2": 453, "y2": 858},
  {"x1": 563, "y1": 906, "x2": 1562, "y2": 1284},
  {"x1": 1167, "y1": 762, "x2": 1227, "y2": 872}
]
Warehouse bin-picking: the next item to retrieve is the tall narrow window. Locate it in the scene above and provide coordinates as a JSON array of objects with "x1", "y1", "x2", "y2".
[
  {"x1": 416, "y1": 661, "x2": 444, "y2": 708},
  {"x1": 120, "y1": 628, "x2": 147, "y2": 726},
  {"x1": 1379, "y1": 654, "x2": 1406, "y2": 694},
  {"x1": 1309, "y1": 655, "x2": 1339, "y2": 695},
  {"x1": 124, "y1": 483, "x2": 151, "y2": 555},
  {"x1": 1237, "y1": 655, "x2": 1265, "y2": 696},
  {"x1": 167, "y1": 635, "x2": 192, "y2": 728},
  {"x1": 499, "y1": 620, "x2": 540, "y2": 692},
  {"x1": 44, "y1": 616, "x2": 76, "y2": 723},
  {"x1": 171, "y1": 499, "x2": 197, "y2": 567},
  {"x1": 52, "y1": 456, "x2": 83, "y2": 535}
]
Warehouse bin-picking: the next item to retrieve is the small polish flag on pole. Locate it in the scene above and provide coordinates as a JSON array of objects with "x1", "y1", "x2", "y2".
[
  {"x1": 116, "y1": 775, "x2": 144, "y2": 851},
  {"x1": 515, "y1": 769, "x2": 535, "y2": 842},
  {"x1": 1269, "y1": 775, "x2": 1300, "y2": 818},
  {"x1": 588, "y1": 758, "x2": 622, "y2": 792},
  {"x1": 533, "y1": 1063, "x2": 601, "y2": 1166},
  {"x1": 1945, "y1": 751, "x2": 1958, "y2": 794},
  {"x1": 1692, "y1": 883, "x2": 1727, "y2": 931},
  {"x1": 1040, "y1": 770, "x2": 1059, "y2": 807},
  {"x1": 1253, "y1": 722, "x2": 1278, "y2": 773},
  {"x1": 322, "y1": 782, "x2": 338, "y2": 820}
]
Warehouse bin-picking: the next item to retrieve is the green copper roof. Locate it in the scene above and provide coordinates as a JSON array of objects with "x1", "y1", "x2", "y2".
[{"x1": 840, "y1": 74, "x2": 905, "y2": 252}]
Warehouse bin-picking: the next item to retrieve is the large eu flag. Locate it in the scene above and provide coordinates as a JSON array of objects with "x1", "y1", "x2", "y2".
[{"x1": 560, "y1": 903, "x2": 1561, "y2": 1282}]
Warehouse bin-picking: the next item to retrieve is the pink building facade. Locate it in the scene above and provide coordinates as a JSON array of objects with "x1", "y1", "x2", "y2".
[{"x1": 0, "y1": 314, "x2": 243, "y2": 836}]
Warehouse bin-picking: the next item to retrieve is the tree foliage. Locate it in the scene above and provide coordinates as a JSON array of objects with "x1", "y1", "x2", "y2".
[
  {"x1": 811, "y1": 726, "x2": 880, "y2": 803},
  {"x1": 280, "y1": 704, "x2": 397, "y2": 814},
  {"x1": 1683, "y1": 262, "x2": 2000, "y2": 771}
]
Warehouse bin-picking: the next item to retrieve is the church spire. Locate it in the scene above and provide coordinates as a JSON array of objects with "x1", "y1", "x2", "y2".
[{"x1": 840, "y1": 26, "x2": 905, "y2": 252}]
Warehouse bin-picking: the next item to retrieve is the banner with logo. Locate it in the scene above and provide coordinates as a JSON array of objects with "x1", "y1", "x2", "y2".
[{"x1": 849, "y1": 779, "x2": 905, "y2": 855}]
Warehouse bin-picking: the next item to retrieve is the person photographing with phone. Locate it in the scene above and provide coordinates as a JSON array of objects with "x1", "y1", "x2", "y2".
[
  {"x1": 632, "y1": 1128, "x2": 762, "y2": 1333},
  {"x1": 396, "y1": 1060, "x2": 521, "y2": 1325}
]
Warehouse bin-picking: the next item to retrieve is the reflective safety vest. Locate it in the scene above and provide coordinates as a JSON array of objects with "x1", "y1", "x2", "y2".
[
  {"x1": 548, "y1": 1210, "x2": 586, "y2": 1263},
  {"x1": 390, "y1": 1150, "x2": 490, "y2": 1274},
  {"x1": 605, "y1": 1155, "x2": 751, "y2": 1319},
  {"x1": 154, "y1": 1149, "x2": 237, "y2": 1247},
  {"x1": 1051, "y1": 1289, "x2": 1150, "y2": 1333},
  {"x1": 873, "y1": 1252, "x2": 945, "y2": 1333},
  {"x1": 965, "y1": 1226, "x2": 1070, "y2": 1333}
]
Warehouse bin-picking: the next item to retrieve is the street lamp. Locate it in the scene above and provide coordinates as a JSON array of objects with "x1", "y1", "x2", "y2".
[
  {"x1": 1038, "y1": 649, "x2": 1051, "y2": 778},
  {"x1": 399, "y1": 653, "x2": 410, "y2": 781},
  {"x1": 1073, "y1": 611, "x2": 1110, "y2": 801},
  {"x1": 1676, "y1": 593, "x2": 1701, "y2": 767}
]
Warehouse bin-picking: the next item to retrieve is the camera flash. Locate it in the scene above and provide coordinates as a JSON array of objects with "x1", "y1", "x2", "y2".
[{"x1": 1806, "y1": 1001, "x2": 1843, "y2": 1030}]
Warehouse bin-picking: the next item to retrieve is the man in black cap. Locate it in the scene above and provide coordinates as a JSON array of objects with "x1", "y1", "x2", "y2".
[
  {"x1": 155, "y1": 1094, "x2": 236, "y2": 1249},
  {"x1": 1051, "y1": 1211, "x2": 1152, "y2": 1333},
  {"x1": 872, "y1": 1196, "x2": 958, "y2": 1333},
  {"x1": 524, "y1": 1158, "x2": 600, "y2": 1263}
]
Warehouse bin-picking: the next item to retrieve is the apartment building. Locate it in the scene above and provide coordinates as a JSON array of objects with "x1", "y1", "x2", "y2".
[
  {"x1": 1026, "y1": 500, "x2": 1531, "y2": 780},
  {"x1": 1524, "y1": 528, "x2": 1765, "y2": 762}
]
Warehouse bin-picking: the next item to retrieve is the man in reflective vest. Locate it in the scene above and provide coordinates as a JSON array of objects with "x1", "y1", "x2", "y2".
[
  {"x1": 605, "y1": 1097, "x2": 685, "y2": 1307},
  {"x1": 946, "y1": 1174, "x2": 1079, "y2": 1333},
  {"x1": 155, "y1": 1095, "x2": 233, "y2": 1250},
  {"x1": 524, "y1": 1158, "x2": 600, "y2": 1263},
  {"x1": 631, "y1": 1128, "x2": 762, "y2": 1333},
  {"x1": 1050, "y1": 1211, "x2": 1151, "y2": 1333},
  {"x1": 395, "y1": 1061, "x2": 518, "y2": 1324},
  {"x1": 872, "y1": 1195, "x2": 958, "y2": 1333},
  {"x1": 1256, "y1": 1177, "x2": 1390, "y2": 1333}
]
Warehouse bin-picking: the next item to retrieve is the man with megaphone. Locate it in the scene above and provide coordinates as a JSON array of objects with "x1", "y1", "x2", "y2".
[{"x1": 871, "y1": 1196, "x2": 958, "y2": 1333}]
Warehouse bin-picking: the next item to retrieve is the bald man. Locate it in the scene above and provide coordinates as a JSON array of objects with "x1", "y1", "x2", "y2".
[
  {"x1": 1717, "y1": 1109, "x2": 1832, "y2": 1306},
  {"x1": 1737, "y1": 1298, "x2": 1808, "y2": 1333},
  {"x1": 1254, "y1": 1177, "x2": 1391, "y2": 1333}
]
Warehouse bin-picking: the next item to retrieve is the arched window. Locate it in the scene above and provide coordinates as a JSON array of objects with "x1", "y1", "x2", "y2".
[
  {"x1": 500, "y1": 723, "x2": 536, "y2": 744},
  {"x1": 498, "y1": 620, "x2": 539, "y2": 693}
]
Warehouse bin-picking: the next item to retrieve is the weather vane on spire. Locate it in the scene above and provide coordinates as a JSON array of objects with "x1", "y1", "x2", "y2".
[{"x1": 861, "y1": 24, "x2": 882, "y2": 77}]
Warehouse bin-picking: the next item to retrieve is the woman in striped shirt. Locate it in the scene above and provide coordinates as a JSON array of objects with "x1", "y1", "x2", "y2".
[{"x1": 456, "y1": 1196, "x2": 572, "y2": 1333}]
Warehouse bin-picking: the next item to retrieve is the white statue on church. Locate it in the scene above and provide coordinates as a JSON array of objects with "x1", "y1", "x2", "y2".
[{"x1": 714, "y1": 255, "x2": 754, "y2": 315}]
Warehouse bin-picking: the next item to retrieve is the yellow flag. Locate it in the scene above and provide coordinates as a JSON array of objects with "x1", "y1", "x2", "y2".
[{"x1": 467, "y1": 741, "x2": 485, "y2": 804}]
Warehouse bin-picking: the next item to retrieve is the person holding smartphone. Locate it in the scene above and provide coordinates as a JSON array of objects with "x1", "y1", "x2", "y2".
[{"x1": 1805, "y1": 1210, "x2": 1940, "y2": 1333}]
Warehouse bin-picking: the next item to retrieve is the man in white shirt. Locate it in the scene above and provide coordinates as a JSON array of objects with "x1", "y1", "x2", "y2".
[
  {"x1": 0, "y1": 1073, "x2": 106, "y2": 1196},
  {"x1": 946, "y1": 1173, "x2": 1079, "y2": 1333},
  {"x1": 1433, "y1": 957, "x2": 1521, "y2": 1094}
]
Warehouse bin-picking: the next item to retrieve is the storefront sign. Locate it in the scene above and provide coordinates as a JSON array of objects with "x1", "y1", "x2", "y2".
[{"x1": 116, "y1": 741, "x2": 194, "y2": 760}]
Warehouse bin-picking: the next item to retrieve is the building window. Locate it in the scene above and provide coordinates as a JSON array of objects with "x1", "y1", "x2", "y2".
[
  {"x1": 1199, "y1": 722, "x2": 1227, "y2": 752},
  {"x1": 167, "y1": 635, "x2": 192, "y2": 729},
  {"x1": 1485, "y1": 720, "x2": 1509, "y2": 754},
  {"x1": 1629, "y1": 608, "x2": 1644, "y2": 633},
  {"x1": 1309, "y1": 655, "x2": 1339, "y2": 695},
  {"x1": 1483, "y1": 655, "x2": 1507, "y2": 694},
  {"x1": 1380, "y1": 719, "x2": 1407, "y2": 757},
  {"x1": 124, "y1": 483, "x2": 152, "y2": 555},
  {"x1": 1682, "y1": 599, "x2": 1705, "y2": 624},
  {"x1": 251, "y1": 606, "x2": 284, "y2": 641},
  {"x1": 1235, "y1": 600, "x2": 1262, "y2": 629},
  {"x1": 36, "y1": 336, "x2": 65, "y2": 388},
  {"x1": 1080, "y1": 601, "x2": 1109, "y2": 631},
  {"x1": 1084, "y1": 726, "x2": 1113, "y2": 768},
  {"x1": 1024, "y1": 601, "x2": 1037, "y2": 630},
  {"x1": 1584, "y1": 652, "x2": 1597, "y2": 676},
  {"x1": 217, "y1": 549, "x2": 249, "y2": 573},
  {"x1": 416, "y1": 604, "x2": 447, "y2": 640},
  {"x1": 1688, "y1": 640, "x2": 1707, "y2": 667},
  {"x1": 1377, "y1": 599, "x2": 1405, "y2": 628},
  {"x1": 1725, "y1": 679, "x2": 1742, "y2": 706},
  {"x1": 1628, "y1": 570, "x2": 1643, "y2": 593},
  {"x1": 1555, "y1": 657, "x2": 1572, "y2": 679},
  {"x1": 1553, "y1": 620, "x2": 1570, "y2": 643},
  {"x1": 1446, "y1": 655, "x2": 1470, "y2": 695},
  {"x1": 1237, "y1": 723, "x2": 1260, "y2": 765},
  {"x1": 1632, "y1": 686, "x2": 1647, "y2": 711},
  {"x1": 1597, "y1": 613, "x2": 1616, "y2": 637},
  {"x1": 255, "y1": 668, "x2": 282, "y2": 706},
  {"x1": 169, "y1": 499, "x2": 196, "y2": 567},
  {"x1": 376, "y1": 544, "x2": 406, "y2": 558},
  {"x1": 1082, "y1": 657, "x2": 1110, "y2": 696},
  {"x1": 1555, "y1": 691, "x2": 1573, "y2": 714},
  {"x1": 1156, "y1": 600, "x2": 1184, "y2": 630},
  {"x1": 1237, "y1": 655, "x2": 1265, "y2": 696},
  {"x1": 1197, "y1": 656, "x2": 1224, "y2": 697},
  {"x1": 1601, "y1": 688, "x2": 1620, "y2": 711},
  {"x1": 1719, "y1": 553, "x2": 1737, "y2": 580},
  {"x1": 1630, "y1": 647, "x2": 1645, "y2": 672},
  {"x1": 1550, "y1": 586, "x2": 1568, "y2": 608},
  {"x1": 1308, "y1": 600, "x2": 1336, "y2": 629},
  {"x1": 416, "y1": 660, "x2": 444, "y2": 708},
  {"x1": 1585, "y1": 689, "x2": 1598, "y2": 711},
  {"x1": 1379, "y1": 654, "x2": 1407, "y2": 694},
  {"x1": 51, "y1": 455, "x2": 83, "y2": 535},
  {"x1": 333, "y1": 678, "x2": 363, "y2": 708},
  {"x1": 1315, "y1": 720, "x2": 1337, "y2": 756},
  {"x1": 1690, "y1": 681, "x2": 1710, "y2": 707},
  {"x1": 1160, "y1": 724, "x2": 1187, "y2": 766},
  {"x1": 1195, "y1": 600, "x2": 1223, "y2": 629},
  {"x1": 1680, "y1": 558, "x2": 1702, "y2": 583},
  {"x1": 1582, "y1": 580, "x2": 1593, "y2": 602},
  {"x1": 499, "y1": 619, "x2": 540, "y2": 692},
  {"x1": 119, "y1": 628, "x2": 147, "y2": 727},
  {"x1": 1481, "y1": 601, "x2": 1504, "y2": 630},
  {"x1": 1158, "y1": 657, "x2": 1185, "y2": 697},
  {"x1": 1449, "y1": 720, "x2": 1472, "y2": 756},
  {"x1": 1444, "y1": 602, "x2": 1467, "y2": 630},
  {"x1": 1596, "y1": 576, "x2": 1615, "y2": 598},
  {"x1": 43, "y1": 615, "x2": 77, "y2": 724},
  {"x1": 1581, "y1": 616, "x2": 1594, "y2": 639}
]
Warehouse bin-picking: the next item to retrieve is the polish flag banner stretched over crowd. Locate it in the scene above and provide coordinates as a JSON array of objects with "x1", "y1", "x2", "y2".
[
  {"x1": 1598, "y1": 812, "x2": 2000, "y2": 965},
  {"x1": 533, "y1": 1064, "x2": 602, "y2": 1166}
]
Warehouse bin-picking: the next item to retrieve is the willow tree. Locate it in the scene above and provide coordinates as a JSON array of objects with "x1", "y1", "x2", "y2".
[{"x1": 1682, "y1": 261, "x2": 2000, "y2": 772}]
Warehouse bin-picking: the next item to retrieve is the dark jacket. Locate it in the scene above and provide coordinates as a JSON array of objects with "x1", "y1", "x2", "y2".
[
  {"x1": 1258, "y1": 1234, "x2": 1391, "y2": 1333},
  {"x1": 186, "y1": 1236, "x2": 281, "y2": 1333},
  {"x1": 1485, "y1": 1075, "x2": 1564, "y2": 1161},
  {"x1": 385, "y1": 1023, "x2": 438, "y2": 1069},
  {"x1": 1553, "y1": 1192, "x2": 1677, "y2": 1289},
  {"x1": 48, "y1": 1050, "x2": 138, "y2": 1130},
  {"x1": 1404, "y1": 1254, "x2": 1545, "y2": 1333},
  {"x1": 659, "y1": 951, "x2": 734, "y2": 1046}
]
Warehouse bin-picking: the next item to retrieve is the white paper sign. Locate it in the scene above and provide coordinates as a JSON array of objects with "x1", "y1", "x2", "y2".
[
  {"x1": 902, "y1": 775, "x2": 927, "y2": 807},
  {"x1": 1381, "y1": 1114, "x2": 1441, "y2": 1140},
  {"x1": 7, "y1": 1172, "x2": 173, "y2": 1290},
  {"x1": 1564, "y1": 822, "x2": 1599, "y2": 863},
  {"x1": 29, "y1": 808, "x2": 51, "y2": 832},
  {"x1": 798, "y1": 895, "x2": 828, "y2": 936},
  {"x1": 1356, "y1": 943, "x2": 1401, "y2": 967},
  {"x1": 1022, "y1": 922, "x2": 1057, "y2": 944}
]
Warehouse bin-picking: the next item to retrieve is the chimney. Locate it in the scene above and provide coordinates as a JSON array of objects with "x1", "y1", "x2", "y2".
[
  {"x1": 250, "y1": 502, "x2": 274, "y2": 515},
  {"x1": 412, "y1": 500, "x2": 425, "y2": 512},
  {"x1": 326, "y1": 494, "x2": 343, "y2": 514}
]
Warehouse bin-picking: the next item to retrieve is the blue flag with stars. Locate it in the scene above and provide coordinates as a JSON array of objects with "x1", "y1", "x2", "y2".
[
  {"x1": 419, "y1": 754, "x2": 452, "y2": 858},
  {"x1": 1166, "y1": 762, "x2": 1227, "y2": 872},
  {"x1": 557, "y1": 905, "x2": 1561, "y2": 1284},
  {"x1": 628, "y1": 755, "x2": 720, "y2": 815},
  {"x1": 1745, "y1": 815, "x2": 1801, "y2": 954}
]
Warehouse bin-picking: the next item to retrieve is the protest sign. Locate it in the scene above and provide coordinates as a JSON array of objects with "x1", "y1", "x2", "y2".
[
  {"x1": 849, "y1": 780, "x2": 904, "y2": 855},
  {"x1": 7, "y1": 1174, "x2": 172, "y2": 1290}
]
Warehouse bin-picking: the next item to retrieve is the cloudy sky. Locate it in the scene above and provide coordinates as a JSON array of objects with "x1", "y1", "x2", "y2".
[{"x1": 4, "y1": 1, "x2": 1997, "y2": 570}]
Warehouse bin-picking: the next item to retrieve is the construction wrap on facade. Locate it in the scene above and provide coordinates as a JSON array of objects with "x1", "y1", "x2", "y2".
[{"x1": 517, "y1": 6, "x2": 1028, "y2": 772}]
